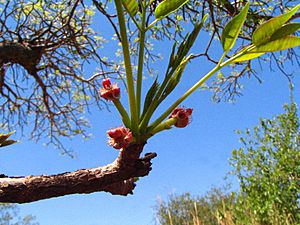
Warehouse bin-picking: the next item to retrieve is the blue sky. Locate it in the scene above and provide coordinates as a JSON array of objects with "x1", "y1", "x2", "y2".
[{"x1": 0, "y1": 6, "x2": 300, "y2": 225}]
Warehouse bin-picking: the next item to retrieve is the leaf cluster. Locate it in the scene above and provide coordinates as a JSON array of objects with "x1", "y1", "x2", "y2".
[{"x1": 230, "y1": 102, "x2": 300, "y2": 224}]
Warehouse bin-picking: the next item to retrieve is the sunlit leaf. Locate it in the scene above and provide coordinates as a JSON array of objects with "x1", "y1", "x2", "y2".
[
  {"x1": 234, "y1": 36, "x2": 300, "y2": 62},
  {"x1": 233, "y1": 52, "x2": 265, "y2": 62},
  {"x1": 270, "y1": 23, "x2": 300, "y2": 41},
  {"x1": 154, "y1": 0, "x2": 189, "y2": 20},
  {"x1": 221, "y1": 2, "x2": 250, "y2": 52},
  {"x1": 254, "y1": 35, "x2": 300, "y2": 52},
  {"x1": 252, "y1": 4, "x2": 300, "y2": 45},
  {"x1": 122, "y1": 0, "x2": 138, "y2": 17}
]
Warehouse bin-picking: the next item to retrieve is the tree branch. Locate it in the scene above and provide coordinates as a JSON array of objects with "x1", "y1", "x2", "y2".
[
  {"x1": 0, "y1": 144, "x2": 157, "y2": 203},
  {"x1": 0, "y1": 42, "x2": 43, "y2": 75}
]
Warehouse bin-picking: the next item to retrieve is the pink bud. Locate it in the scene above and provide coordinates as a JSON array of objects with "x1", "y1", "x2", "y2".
[
  {"x1": 169, "y1": 107, "x2": 193, "y2": 128},
  {"x1": 106, "y1": 127, "x2": 133, "y2": 149},
  {"x1": 107, "y1": 127, "x2": 124, "y2": 138}
]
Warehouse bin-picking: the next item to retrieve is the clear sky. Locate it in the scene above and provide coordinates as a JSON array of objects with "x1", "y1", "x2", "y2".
[{"x1": 0, "y1": 6, "x2": 299, "y2": 225}]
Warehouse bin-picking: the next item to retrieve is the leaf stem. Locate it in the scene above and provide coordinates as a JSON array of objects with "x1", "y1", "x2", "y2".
[
  {"x1": 147, "y1": 45, "x2": 255, "y2": 132},
  {"x1": 139, "y1": 56, "x2": 189, "y2": 132},
  {"x1": 141, "y1": 118, "x2": 177, "y2": 141},
  {"x1": 147, "y1": 65, "x2": 221, "y2": 131},
  {"x1": 146, "y1": 19, "x2": 159, "y2": 31},
  {"x1": 114, "y1": 0, "x2": 138, "y2": 134},
  {"x1": 136, "y1": 2, "x2": 147, "y2": 119},
  {"x1": 113, "y1": 99, "x2": 131, "y2": 128}
]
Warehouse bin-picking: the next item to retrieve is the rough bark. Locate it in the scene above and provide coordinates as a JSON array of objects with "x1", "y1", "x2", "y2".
[{"x1": 0, "y1": 144, "x2": 157, "y2": 203}]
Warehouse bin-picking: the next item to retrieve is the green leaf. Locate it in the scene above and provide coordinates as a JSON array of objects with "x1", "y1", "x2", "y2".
[
  {"x1": 270, "y1": 22, "x2": 300, "y2": 41},
  {"x1": 162, "y1": 59, "x2": 188, "y2": 100},
  {"x1": 154, "y1": 0, "x2": 189, "y2": 20},
  {"x1": 233, "y1": 52, "x2": 265, "y2": 62},
  {"x1": 167, "y1": 42, "x2": 177, "y2": 71},
  {"x1": 221, "y1": 2, "x2": 250, "y2": 52},
  {"x1": 169, "y1": 15, "x2": 208, "y2": 72},
  {"x1": 234, "y1": 36, "x2": 300, "y2": 62},
  {"x1": 122, "y1": 0, "x2": 138, "y2": 17},
  {"x1": 253, "y1": 35, "x2": 300, "y2": 52},
  {"x1": 252, "y1": 4, "x2": 300, "y2": 45},
  {"x1": 141, "y1": 78, "x2": 160, "y2": 118}
]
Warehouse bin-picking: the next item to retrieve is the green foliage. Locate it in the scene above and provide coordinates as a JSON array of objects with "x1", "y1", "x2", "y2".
[
  {"x1": 252, "y1": 35, "x2": 300, "y2": 52},
  {"x1": 141, "y1": 77, "x2": 160, "y2": 119},
  {"x1": 233, "y1": 3, "x2": 300, "y2": 62},
  {"x1": 155, "y1": 101, "x2": 300, "y2": 225},
  {"x1": 230, "y1": 102, "x2": 300, "y2": 224},
  {"x1": 158, "y1": 16, "x2": 208, "y2": 104},
  {"x1": 122, "y1": 0, "x2": 138, "y2": 17},
  {"x1": 139, "y1": 16, "x2": 207, "y2": 132},
  {"x1": 234, "y1": 35, "x2": 300, "y2": 62},
  {"x1": 155, "y1": 188, "x2": 235, "y2": 225},
  {"x1": 0, "y1": 204, "x2": 38, "y2": 225},
  {"x1": 252, "y1": 4, "x2": 300, "y2": 45},
  {"x1": 154, "y1": 0, "x2": 189, "y2": 20},
  {"x1": 270, "y1": 23, "x2": 300, "y2": 41},
  {"x1": 221, "y1": 2, "x2": 250, "y2": 52}
]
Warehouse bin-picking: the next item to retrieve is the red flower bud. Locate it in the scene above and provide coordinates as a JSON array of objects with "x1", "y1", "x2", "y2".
[
  {"x1": 102, "y1": 78, "x2": 112, "y2": 89},
  {"x1": 112, "y1": 86, "x2": 120, "y2": 98},
  {"x1": 169, "y1": 107, "x2": 193, "y2": 128},
  {"x1": 107, "y1": 127, "x2": 132, "y2": 149},
  {"x1": 99, "y1": 78, "x2": 120, "y2": 101}
]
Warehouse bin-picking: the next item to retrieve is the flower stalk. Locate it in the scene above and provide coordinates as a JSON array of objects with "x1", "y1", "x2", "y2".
[{"x1": 113, "y1": 99, "x2": 131, "y2": 128}]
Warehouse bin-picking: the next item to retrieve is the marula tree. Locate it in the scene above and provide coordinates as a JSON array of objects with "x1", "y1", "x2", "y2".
[{"x1": 0, "y1": 0, "x2": 300, "y2": 203}]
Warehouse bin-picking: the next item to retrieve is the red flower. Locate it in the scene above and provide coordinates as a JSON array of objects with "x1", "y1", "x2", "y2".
[
  {"x1": 169, "y1": 107, "x2": 193, "y2": 128},
  {"x1": 99, "y1": 78, "x2": 120, "y2": 101},
  {"x1": 107, "y1": 127, "x2": 132, "y2": 149}
]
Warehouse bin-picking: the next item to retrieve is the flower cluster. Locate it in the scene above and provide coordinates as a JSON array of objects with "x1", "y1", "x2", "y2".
[
  {"x1": 107, "y1": 127, "x2": 133, "y2": 149},
  {"x1": 99, "y1": 78, "x2": 120, "y2": 101},
  {"x1": 169, "y1": 107, "x2": 193, "y2": 128}
]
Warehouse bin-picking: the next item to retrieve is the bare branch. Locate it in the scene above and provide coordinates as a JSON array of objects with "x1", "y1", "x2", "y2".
[{"x1": 0, "y1": 144, "x2": 157, "y2": 203}]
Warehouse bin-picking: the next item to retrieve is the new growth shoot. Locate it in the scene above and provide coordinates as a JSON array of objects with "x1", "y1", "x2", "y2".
[{"x1": 99, "y1": 1, "x2": 300, "y2": 150}]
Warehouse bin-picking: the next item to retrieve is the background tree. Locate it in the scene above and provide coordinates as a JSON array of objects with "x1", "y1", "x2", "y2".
[
  {"x1": 0, "y1": 203, "x2": 38, "y2": 225},
  {"x1": 230, "y1": 99, "x2": 300, "y2": 224},
  {"x1": 155, "y1": 188, "x2": 235, "y2": 225},
  {"x1": 0, "y1": 0, "x2": 299, "y2": 203},
  {"x1": 0, "y1": 0, "x2": 117, "y2": 153},
  {"x1": 155, "y1": 100, "x2": 300, "y2": 225}
]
